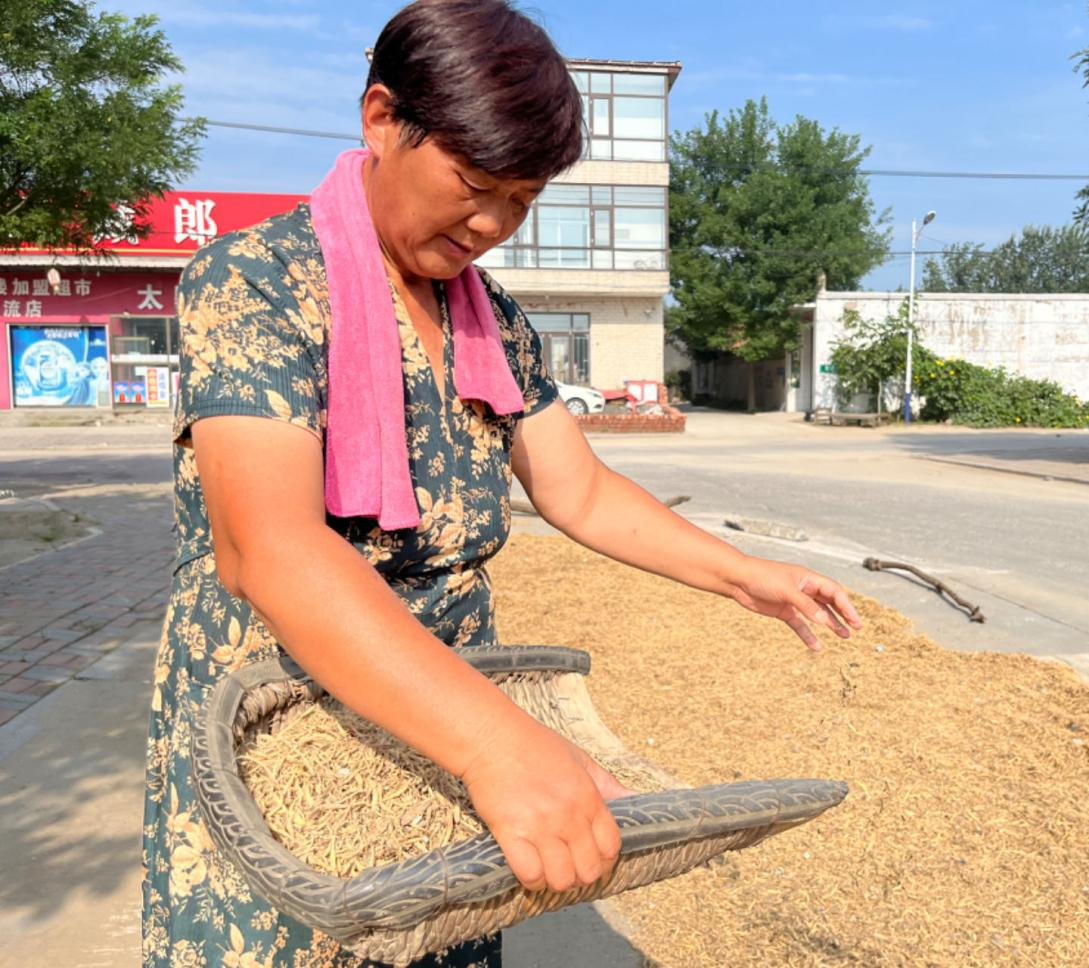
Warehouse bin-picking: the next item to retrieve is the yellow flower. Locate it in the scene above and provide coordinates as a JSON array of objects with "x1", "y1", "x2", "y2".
[
  {"x1": 929, "y1": 372, "x2": 936, "y2": 378},
  {"x1": 1014, "y1": 417, "x2": 1021, "y2": 423},
  {"x1": 936, "y1": 359, "x2": 944, "y2": 366},
  {"x1": 950, "y1": 369, "x2": 957, "y2": 375}
]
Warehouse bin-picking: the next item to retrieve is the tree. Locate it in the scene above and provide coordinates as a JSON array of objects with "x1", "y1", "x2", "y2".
[
  {"x1": 668, "y1": 98, "x2": 890, "y2": 405},
  {"x1": 922, "y1": 225, "x2": 1089, "y2": 293},
  {"x1": 828, "y1": 301, "x2": 929, "y2": 415},
  {"x1": 1075, "y1": 5, "x2": 1088, "y2": 223},
  {"x1": 0, "y1": 0, "x2": 205, "y2": 250}
]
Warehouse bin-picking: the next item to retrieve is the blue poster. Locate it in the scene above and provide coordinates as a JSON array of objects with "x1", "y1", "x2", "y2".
[{"x1": 10, "y1": 325, "x2": 109, "y2": 407}]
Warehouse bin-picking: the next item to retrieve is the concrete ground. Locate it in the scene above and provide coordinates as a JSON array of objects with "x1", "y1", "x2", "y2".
[{"x1": 1, "y1": 410, "x2": 1086, "y2": 966}]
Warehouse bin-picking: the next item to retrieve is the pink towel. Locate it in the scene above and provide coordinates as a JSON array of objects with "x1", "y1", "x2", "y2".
[{"x1": 310, "y1": 149, "x2": 525, "y2": 529}]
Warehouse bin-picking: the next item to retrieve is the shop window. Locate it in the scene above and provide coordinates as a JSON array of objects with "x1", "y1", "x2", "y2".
[{"x1": 108, "y1": 315, "x2": 179, "y2": 409}]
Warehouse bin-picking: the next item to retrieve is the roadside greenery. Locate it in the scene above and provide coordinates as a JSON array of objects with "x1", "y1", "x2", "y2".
[
  {"x1": 0, "y1": 0, "x2": 204, "y2": 250},
  {"x1": 828, "y1": 302, "x2": 927, "y2": 414},
  {"x1": 830, "y1": 303, "x2": 1089, "y2": 428},
  {"x1": 915, "y1": 358, "x2": 1089, "y2": 429},
  {"x1": 922, "y1": 225, "x2": 1089, "y2": 293}
]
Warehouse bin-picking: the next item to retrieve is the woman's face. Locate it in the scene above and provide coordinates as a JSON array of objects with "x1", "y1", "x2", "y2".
[{"x1": 362, "y1": 87, "x2": 546, "y2": 284}]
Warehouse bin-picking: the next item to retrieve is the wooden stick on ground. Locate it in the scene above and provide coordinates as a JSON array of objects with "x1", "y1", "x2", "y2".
[{"x1": 862, "y1": 557, "x2": 987, "y2": 623}]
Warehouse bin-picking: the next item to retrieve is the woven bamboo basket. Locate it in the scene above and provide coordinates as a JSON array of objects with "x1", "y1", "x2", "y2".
[{"x1": 191, "y1": 646, "x2": 848, "y2": 966}]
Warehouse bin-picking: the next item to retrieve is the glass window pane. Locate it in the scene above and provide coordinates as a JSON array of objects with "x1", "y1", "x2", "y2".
[
  {"x1": 548, "y1": 335, "x2": 571, "y2": 383},
  {"x1": 527, "y1": 313, "x2": 572, "y2": 333},
  {"x1": 615, "y1": 207, "x2": 666, "y2": 249},
  {"x1": 614, "y1": 250, "x2": 666, "y2": 269},
  {"x1": 591, "y1": 186, "x2": 612, "y2": 205},
  {"x1": 573, "y1": 333, "x2": 590, "y2": 384},
  {"x1": 540, "y1": 184, "x2": 590, "y2": 205},
  {"x1": 571, "y1": 71, "x2": 589, "y2": 93},
  {"x1": 612, "y1": 73, "x2": 666, "y2": 96},
  {"x1": 572, "y1": 314, "x2": 590, "y2": 332},
  {"x1": 612, "y1": 139, "x2": 665, "y2": 161},
  {"x1": 590, "y1": 138, "x2": 612, "y2": 160},
  {"x1": 590, "y1": 72, "x2": 611, "y2": 93},
  {"x1": 512, "y1": 208, "x2": 535, "y2": 246},
  {"x1": 613, "y1": 97, "x2": 664, "y2": 140},
  {"x1": 538, "y1": 206, "x2": 589, "y2": 249},
  {"x1": 591, "y1": 98, "x2": 610, "y2": 137},
  {"x1": 613, "y1": 186, "x2": 666, "y2": 206},
  {"x1": 515, "y1": 249, "x2": 537, "y2": 269},
  {"x1": 592, "y1": 250, "x2": 614, "y2": 270},
  {"x1": 592, "y1": 209, "x2": 611, "y2": 248},
  {"x1": 476, "y1": 246, "x2": 513, "y2": 268}
]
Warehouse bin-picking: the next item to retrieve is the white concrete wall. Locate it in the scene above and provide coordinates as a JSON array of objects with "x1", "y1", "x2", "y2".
[
  {"x1": 515, "y1": 294, "x2": 664, "y2": 389},
  {"x1": 802, "y1": 291, "x2": 1089, "y2": 411}
]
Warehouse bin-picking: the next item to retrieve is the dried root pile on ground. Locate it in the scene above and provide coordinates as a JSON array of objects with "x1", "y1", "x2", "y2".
[{"x1": 491, "y1": 534, "x2": 1089, "y2": 968}]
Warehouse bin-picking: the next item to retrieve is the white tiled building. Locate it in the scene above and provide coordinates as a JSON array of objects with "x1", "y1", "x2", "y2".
[{"x1": 478, "y1": 59, "x2": 681, "y2": 390}]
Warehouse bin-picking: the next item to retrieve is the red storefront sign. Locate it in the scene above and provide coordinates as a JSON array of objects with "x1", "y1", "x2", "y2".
[
  {"x1": 2, "y1": 191, "x2": 307, "y2": 409},
  {"x1": 0, "y1": 271, "x2": 179, "y2": 322},
  {"x1": 12, "y1": 190, "x2": 307, "y2": 259}
]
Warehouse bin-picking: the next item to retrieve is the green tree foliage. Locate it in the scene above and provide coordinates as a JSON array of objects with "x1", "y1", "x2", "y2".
[
  {"x1": 668, "y1": 98, "x2": 890, "y2": 362},
  {"x1": 828, "y1": 301, "x2": 929, "y2": 413},
  {"x1": 922, "y1": 225, "x2": 1089, "y2": 293},
  {"x1": 0, "y1": 0, "x2": 205, "y2": 250}
]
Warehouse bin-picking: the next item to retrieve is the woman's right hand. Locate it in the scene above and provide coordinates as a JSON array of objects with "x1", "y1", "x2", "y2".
[{"x1": 460, "y1": 720, "x2": 633, "y2": 893}]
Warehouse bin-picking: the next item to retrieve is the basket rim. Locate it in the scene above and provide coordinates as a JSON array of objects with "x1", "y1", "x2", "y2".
[{"x1": 191, "y1": 648, "x2": 849, "y2": 940}]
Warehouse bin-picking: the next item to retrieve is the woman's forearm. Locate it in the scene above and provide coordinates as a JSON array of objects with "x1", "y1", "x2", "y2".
[
  {"x1": 545, "y1": 461, "x2": 749, "y2": 596},
  {"x1": 231, "y1": 523, "x2": 535, "y2": 779}
]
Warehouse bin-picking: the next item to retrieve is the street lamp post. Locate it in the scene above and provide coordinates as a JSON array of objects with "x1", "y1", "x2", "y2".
[{"x1": 904, "y1": 210, "x2": 936, "y2": 424}]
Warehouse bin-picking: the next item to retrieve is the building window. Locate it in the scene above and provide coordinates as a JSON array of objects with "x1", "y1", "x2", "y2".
[
  {"x1": 527, "y1": 312, "x2": 590, "y2": 385},
  {"x1": 570, "y1": 70, "x2": 667, "y2": 163},
  {"x1": 477, "y1": 184, "x2": 666, "y2": 272}
]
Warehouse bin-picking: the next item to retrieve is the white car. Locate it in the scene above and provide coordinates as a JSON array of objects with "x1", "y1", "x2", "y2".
[{"x1": 556, "y1": 381, "x2": 605, "y2": 415}]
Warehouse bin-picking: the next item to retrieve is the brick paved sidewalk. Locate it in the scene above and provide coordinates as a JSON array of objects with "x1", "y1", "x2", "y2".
[{"x1": 0, "y1": 493, "x2": 174, "y2": 726}]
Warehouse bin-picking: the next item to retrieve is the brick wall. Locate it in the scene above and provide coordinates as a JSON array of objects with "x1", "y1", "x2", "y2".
[{"x1": 575, "y1": 404, "x2": 686, "y2": 433}]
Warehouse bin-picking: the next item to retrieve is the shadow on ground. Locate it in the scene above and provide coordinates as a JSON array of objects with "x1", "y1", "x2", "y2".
[{"x1": 889, "y1": 430, "x2": 1089, "y2": 466}]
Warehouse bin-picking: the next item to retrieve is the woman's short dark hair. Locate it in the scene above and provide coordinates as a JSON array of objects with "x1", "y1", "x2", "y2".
[{"x1": 365, "y1": 0, "x2": 584, "y2": 181}]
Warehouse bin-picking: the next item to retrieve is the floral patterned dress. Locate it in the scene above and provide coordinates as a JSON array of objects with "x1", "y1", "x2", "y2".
[{"x1": 142, "y1": 203, "x2": 557, "y2": 968}]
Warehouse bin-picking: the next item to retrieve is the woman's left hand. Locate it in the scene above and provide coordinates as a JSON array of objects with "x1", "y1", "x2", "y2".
[{"x1": 725, "y1": 556, "x2": 863, "y2": 651}]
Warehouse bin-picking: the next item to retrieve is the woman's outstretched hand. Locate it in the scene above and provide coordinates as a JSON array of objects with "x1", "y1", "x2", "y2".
[
  {"x1": 460, "y1": 721, "x2": 633, "y2": 893},
  {"x1": 726, "y1": 556, "x2": 863, "y2": 651}
]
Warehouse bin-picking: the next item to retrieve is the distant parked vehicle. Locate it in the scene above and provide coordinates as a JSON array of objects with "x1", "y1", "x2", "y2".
[{"x1": 556, "y1": 382, "x2": 606, "y2": 415}]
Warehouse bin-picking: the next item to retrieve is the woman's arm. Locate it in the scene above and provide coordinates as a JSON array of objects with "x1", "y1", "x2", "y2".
[
  {"x1": 192, "y1": 415, "x2": 628, "y2": 892},
  {"x1": 511, "y1": 403, "x2": 862, "y2": 650}
]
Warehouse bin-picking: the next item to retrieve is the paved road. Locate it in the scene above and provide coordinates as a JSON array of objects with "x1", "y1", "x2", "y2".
[{"x1": 574, "y1": 411, "x2": 1089, "y2": 658}]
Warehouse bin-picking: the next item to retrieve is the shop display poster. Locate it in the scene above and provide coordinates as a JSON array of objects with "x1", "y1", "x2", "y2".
[{"x1": 10, "y1": 325, "x2": 109, "y2": 407}]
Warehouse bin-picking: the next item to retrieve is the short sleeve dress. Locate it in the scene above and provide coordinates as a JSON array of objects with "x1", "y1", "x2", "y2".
[{"x1": 141, "y1": 203, "x2": 558, "y2": 968}]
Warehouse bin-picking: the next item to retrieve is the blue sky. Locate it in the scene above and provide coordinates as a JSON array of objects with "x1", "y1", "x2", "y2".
[{"x1": 107, "y1": 0, "x2": 1089, "y2": 289}]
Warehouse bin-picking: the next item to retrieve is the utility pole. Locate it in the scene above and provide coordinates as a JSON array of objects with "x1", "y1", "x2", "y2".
[{"x1": 904, "y1": 211, "x2": 936, "y2": 423}]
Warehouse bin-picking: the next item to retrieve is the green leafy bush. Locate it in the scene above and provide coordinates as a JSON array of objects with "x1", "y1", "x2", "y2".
[
  {"x1": 916, "y1": 357, "x2": 1089, "y2": 428},
  {"x1": 829, "y1": 302, "x2": 929, "y2": 412}
]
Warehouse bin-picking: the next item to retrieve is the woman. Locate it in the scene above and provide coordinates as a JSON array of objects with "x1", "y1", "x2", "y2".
[{"x1": 142, "y1": 1, "x2": 862, "y2": 965}]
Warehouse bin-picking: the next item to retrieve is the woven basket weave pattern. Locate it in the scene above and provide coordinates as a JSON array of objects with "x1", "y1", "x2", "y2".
[{"x1": 192, "y1": 648, "x2": 847, "y2": 967}]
